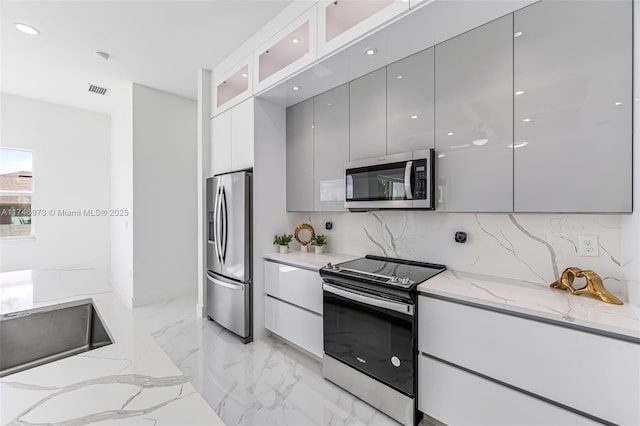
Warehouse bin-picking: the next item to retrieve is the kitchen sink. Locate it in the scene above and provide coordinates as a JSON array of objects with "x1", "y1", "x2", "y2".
[{"x1": 0, "y1": 299, "x2": 113, "y2": 377}]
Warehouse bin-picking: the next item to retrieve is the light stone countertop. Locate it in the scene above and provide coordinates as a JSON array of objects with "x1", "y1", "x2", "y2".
[
  {"x1": 0, "y1": 269, "x2": 223, "y2": 426},
  {"x1": 418, "y1": 269, "x2": 640, "y2": 341},
  {"x1": 263, "y1": 250, "x2": 360, "y2": 271}
]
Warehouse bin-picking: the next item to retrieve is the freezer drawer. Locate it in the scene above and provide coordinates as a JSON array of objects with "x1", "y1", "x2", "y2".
[{"x1": 206, "y1": 273, "x2": 251, "y2": 341}]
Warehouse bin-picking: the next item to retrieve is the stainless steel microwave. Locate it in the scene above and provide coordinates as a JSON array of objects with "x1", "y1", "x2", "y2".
[{"x1": 344, "y1": 149, "x2": 434, "y2": 211}]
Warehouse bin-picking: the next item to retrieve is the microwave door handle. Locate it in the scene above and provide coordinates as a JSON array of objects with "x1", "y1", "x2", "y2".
[
  {"x1": 404, "y1": 161, "x2": 413, "y2": 200},
  {"x1": 323, "y1": 283, "x2": 414, "y2": 316}
]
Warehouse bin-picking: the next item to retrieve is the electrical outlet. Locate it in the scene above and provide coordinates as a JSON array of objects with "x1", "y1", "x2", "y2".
[{"x1": 578, "y1": 235, "x2": 599, "y2": 257}]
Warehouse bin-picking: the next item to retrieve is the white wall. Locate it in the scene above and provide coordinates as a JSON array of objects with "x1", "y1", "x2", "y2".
[
  {"x1": 0, "y1": 93, "x2": 111, "y2": 280},
  {"x1": 131, "y1": 84, "x2": 198, "y2": 306},
  {"x1": 110, "y1": 84, "x2": 134, "y2": 305}
]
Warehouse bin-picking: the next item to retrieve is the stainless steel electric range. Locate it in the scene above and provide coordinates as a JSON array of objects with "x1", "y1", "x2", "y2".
[{"x1": 320, "y1": 255, "x2": 446, "y2": 426}]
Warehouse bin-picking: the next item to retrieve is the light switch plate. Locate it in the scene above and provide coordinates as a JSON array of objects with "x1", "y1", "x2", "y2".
[{"x1": 578, "y1": 235, "x2": 599, "y2": 257}]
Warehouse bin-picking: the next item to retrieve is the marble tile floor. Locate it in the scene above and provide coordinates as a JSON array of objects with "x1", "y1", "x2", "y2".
[{"x1": 133, "y1": 297, "x2": 431, "y2": 426}]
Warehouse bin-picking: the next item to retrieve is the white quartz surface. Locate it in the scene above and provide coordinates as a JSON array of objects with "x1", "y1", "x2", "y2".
[
  {"x1": 418, "y1": 270, "x2": 640, "y2": 340},
  {"x1": 0, "y1": 269, "x2": 223, "y2": 426},
  {"x1": 263, "y1": 250, "x2": 359, "y2": 271}
]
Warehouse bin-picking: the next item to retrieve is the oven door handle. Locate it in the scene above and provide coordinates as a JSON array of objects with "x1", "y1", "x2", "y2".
[{"x1": 323, "y1": 283, "x2": 414, "y2": 316}]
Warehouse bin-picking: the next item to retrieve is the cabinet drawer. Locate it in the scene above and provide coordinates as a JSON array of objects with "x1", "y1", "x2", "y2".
[
  {"x1": 418, "y1": 355, "x2": 596, "y2": 426},
  {"x1": 265, "y1": 295, "x2": 323, "y2": 358},
  {"x1": 264, "y1": 261, "x2": 323, "y2": 314},
  {"x1": 418, "y1": 296, "x2": 640, "y2": 425}
]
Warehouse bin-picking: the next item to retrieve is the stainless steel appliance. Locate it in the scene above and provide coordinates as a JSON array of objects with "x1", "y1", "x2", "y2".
[
  {"x1": 344, "y1": 149, "x2": 434, "y2": 211},
  {"x1": 206, "y1": 171, "x2": 252, "y2": 343},
  {"x1": 320, "y1": 255, "x2": 446, "y2": 426}
]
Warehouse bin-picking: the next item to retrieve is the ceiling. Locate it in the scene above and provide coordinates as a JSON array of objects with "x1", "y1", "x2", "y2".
[{"x1": 0, "y1": 0, "x2": 292, "y2": 114}]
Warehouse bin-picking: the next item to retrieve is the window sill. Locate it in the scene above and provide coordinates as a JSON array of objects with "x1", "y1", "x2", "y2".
[{"x1": 1, "y1": 235, "x2": 36, "y2": 242}]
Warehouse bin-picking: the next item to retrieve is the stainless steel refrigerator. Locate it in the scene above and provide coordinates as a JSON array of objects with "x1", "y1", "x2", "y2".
[{"x1": 206, "y1": 171, "x2": 252, "y2": 343}]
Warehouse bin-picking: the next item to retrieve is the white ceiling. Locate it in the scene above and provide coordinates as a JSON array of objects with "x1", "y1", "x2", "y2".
[{"x1": 0, "y1": 0, "x2": 292, "y2": 114}]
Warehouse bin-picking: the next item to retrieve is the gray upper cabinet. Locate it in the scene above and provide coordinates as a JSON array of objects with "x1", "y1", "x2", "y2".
[
  {"x1": 350, "y1": 68, "x2": 387, "y2": 161},
  {"x1": 435, "y1": 15, "x2": 514, "y2": 212},
  {"x1": 314, "y1": 84, "x2": 349, "y2": 211},
  {"x1": 286, "y1": 98, "x2": 314, "y2": 212},
  {"x1": 387, "y1": 48, "x2": 435, "y2": 154},
  {"x1": 513, "y1": 0, "x2": 632, "y2": 213}
]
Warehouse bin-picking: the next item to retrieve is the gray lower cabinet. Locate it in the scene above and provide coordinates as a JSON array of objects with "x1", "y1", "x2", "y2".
[
  {"x1": 513, "y1": 0, "x2": 632, "y2": 213},
  {"x1": 434, "y1": 14, "x2": 514, "y2": 212},
  {"x1": 387, "y1": 48, "x2": 435, "y2": 154},
  {"x1": 349, "y1": 68, "x2": 387, "y2": 161},
  {"x1": 314, "y1": 84, "x2": 349, "y2": 211},
  {"x1": 286, "y1": 98, "x2": 314, "y2": 212}
]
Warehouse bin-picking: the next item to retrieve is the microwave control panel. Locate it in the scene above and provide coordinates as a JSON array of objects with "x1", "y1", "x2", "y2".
[{"x1": 413, "y1": 159, "x2": 427, "y2": 200}]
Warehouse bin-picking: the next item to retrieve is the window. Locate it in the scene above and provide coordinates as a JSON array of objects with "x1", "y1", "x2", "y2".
[{"x1": 0, "y1": 148, "x2": 33, "y2": 237}]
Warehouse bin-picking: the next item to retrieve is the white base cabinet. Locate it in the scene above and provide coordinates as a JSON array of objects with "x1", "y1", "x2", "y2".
[
  {"x1": 265, "y1": 295, "x2": 323, "y2": 358},
  {"x1": 264, "y1": 260, "x2": 324, "y2": 358},
  {"x1": 418, "y1": 296, "x2": 640, "y2": 425},
  {"x1": 418, "y1": 355, "x2": 596, "y2": 426}
]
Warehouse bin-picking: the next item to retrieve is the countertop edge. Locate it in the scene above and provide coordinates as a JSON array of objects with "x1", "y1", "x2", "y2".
[
  {"x1": 417, "y1": 270, "x2": 640, "y2": 342},
  {"x1": 263, "y1": 251, "x2": 361, "y2": 271}
]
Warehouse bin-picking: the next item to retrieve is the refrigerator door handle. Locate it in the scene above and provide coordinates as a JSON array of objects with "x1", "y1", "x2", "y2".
[
  {"x1": 214, "y1": 185, "x2": 223, "y2": 264},
  {"x1": 221, "y1": 185, "x2": 229, "y2": 264},
  {"x1": 206, "y1": 273, "x2": 244, "y2": 291}
]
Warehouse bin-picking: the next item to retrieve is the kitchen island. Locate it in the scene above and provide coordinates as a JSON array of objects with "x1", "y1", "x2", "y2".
[{"x1": 0, "y1": 269, "x2": 223, "y2": 426}]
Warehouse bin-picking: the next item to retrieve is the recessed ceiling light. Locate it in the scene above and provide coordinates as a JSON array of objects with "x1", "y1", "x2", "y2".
[
  {"x1": 364, "y1": 47, "x2": 378, "y2": 56},
  {"x1": 292, "y1": 37, "x2": 300, "y2": 44},
  {"x1": 523, "y1": 118, "x2": 531, "y2": 122},
  {"x1": 291, "y1": 85, "x2": 301, "y2": 91},
  {"x1": 451, "y1": 144, "x2": 470, "y2": 149},
  {"x1": 15, "y1": 23, "x2": 39, "y2": 35},
  {"x1": 438, "y1": 154, "x2": 446, "y2": 158},
  {"x1": 447, "y1": 132, "x2": 454, "y2": 136},
  {"x1": 515, "y1": 90, "x2": 524, "y2": 96},
  {"x1": 472, "y1": 138, "x2": 489, "y2": 146},
  {"x1": 508, "y1": 141, "x2": 529, "y2": 149},
  {"x1": 241, "y1": 73, "x2": 247, "y2": 78},
  {"x1": 410, "y1": 115, "x2": 418, "y2": 119},
  {"x1": 615, "y1": 102, "x2": 622, "y2": 106},
  {"x1": 396, "y1": 75, "x2": 403, "y2": 80},
  {"x1": 327, "y1": 103, "x2": 332, "y2": 106},
  {"x1": 514, "y1": 31, "x2": 523, "y2": 38}
]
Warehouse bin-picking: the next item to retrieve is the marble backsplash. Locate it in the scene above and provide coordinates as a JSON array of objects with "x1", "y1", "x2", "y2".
[{"x1": 286, "y1": 211, "x2": 632, "y2": 302}]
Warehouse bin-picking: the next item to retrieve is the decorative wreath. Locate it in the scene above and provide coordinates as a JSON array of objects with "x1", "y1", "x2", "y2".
[{"x1": 294, "y1": 223, "x2": 315, "y2": 246}]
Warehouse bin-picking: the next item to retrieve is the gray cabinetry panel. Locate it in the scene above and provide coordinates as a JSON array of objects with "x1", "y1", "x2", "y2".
[
  {"x1": 349, "y1": 68, "x2": 387, "y2": 161},
  {"x1": 435, "y1": 14, "x2": 514, "y2": 212},
  {"x1": 387, "y1": 48, "x2": 435, "y2": 154},
  {"x1": 513, "y1": 0, "x2": 632, "y2": 213},
  {"x1": 286, "y1": 99, "x2": 314, "y2": 212},
  {"x1": 314, "y1": 84, "x2": 349, "y2": 211}
]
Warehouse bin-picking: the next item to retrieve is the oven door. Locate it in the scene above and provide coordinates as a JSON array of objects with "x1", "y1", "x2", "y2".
[{"x1": 323, "y1": 282, "x2": 415, "y2": 396}]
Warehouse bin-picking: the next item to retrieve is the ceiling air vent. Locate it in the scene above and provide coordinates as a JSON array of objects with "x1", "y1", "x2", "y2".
[{"x1": 88, "y1": 84, "x2": 108, "y2": 95}]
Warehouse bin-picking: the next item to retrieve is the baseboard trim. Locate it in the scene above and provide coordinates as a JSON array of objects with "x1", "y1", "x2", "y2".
[
  {"x1": 196, "y1": 303, "x2": 206, "y2": 318},
  {"x1": 132, "y1": 284, "x2": 196, "y2": 307}
]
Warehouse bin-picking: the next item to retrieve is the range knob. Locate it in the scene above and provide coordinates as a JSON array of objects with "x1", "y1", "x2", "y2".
[
  {"x1": 401, "y1": 277, "x2": 411, "y2": 285},
  {"x1": 390, "y1": 276, "x2": 399, "y2": 283}
]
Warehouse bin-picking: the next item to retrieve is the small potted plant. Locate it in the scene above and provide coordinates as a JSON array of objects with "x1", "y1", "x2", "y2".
[
  {"x1": 311, "y1": 234, "x2": 328, "y2": 254},
  {"x1": 273, "y1": 233, "x2": 293, "y2": 254}
]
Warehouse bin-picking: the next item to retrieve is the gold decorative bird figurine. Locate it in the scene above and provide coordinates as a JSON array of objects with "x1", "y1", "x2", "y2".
[{"x1": 550, "y1": 267, "x2": 623, "y2": 305}]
